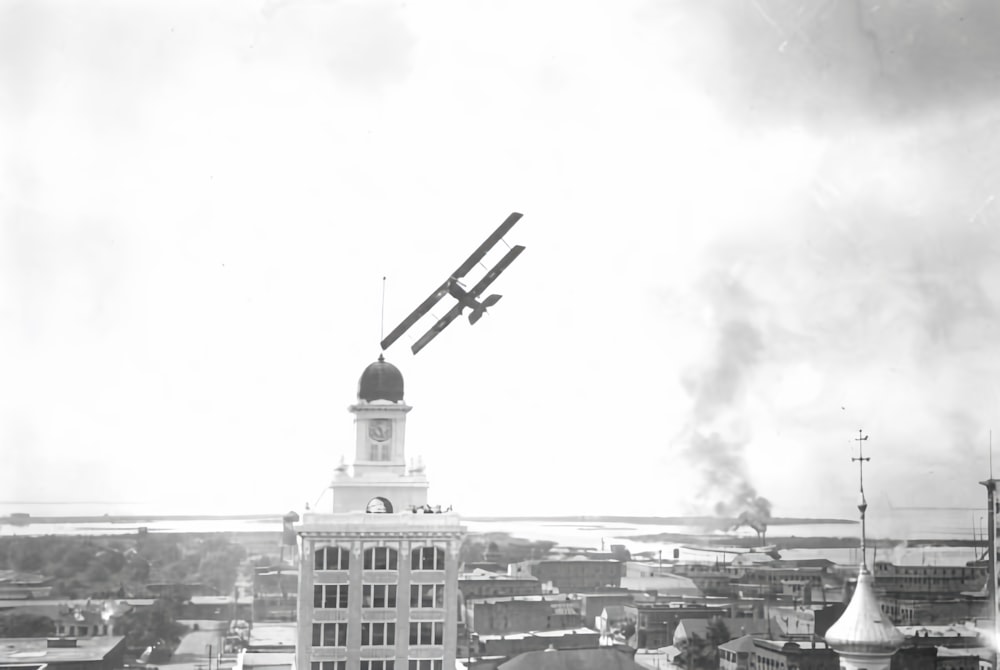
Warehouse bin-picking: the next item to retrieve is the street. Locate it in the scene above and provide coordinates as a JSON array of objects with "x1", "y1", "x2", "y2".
[{"x1": 163, "y1": 621, "x2": 235, "y2": 670}]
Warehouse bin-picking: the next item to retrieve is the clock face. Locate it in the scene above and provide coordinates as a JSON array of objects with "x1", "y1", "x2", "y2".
[
  {"x1": 366, "y1": 497, "x2": 388, "y2": 513},
  {"x1": 368, "y1": 419, "x2": 392, "y2": 442}
]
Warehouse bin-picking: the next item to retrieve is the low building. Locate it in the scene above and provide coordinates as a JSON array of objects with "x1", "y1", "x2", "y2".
[
  {"x1": 507, "y1": 557, "x2": 621, "y2": 594},
  {"x1": 178, "y1": 595, "x2": 252, "y2": 621},
  {"x1": 252, "y1": 566, "x2": 298, "y2": 622},
  {"x1": 0, "y1": 571, "x2": 53, "y2": 600},
  {"x1": 673, "y1": 617, "x2": 777, "y2": 647},
  {"x1": 496, "y1": 644, "x2": 647, "y2": 670},
  {"x1": 934, "y1": 646, "x2": 982, "y2": 670},
  {"x1": 873, "y1": 563, "x2": 986, "y2": 597},
  {"x1": 897, "y1": 626, "x2": 983, "y2": 649},
  {"x1": 233, "y1": 622, "x2": 297, "y2": 670},
  {"x1": 466, "y1": 595, "x2": 583, "y2": 636},
  {"x1": 571, "y1": 592, "x2": 634, "y2": 628},
  {"x1": 719, "y1": 636, "x2": 838, "y2": 670},
  {"x1": 0, "y1": 636, "x2": 126, "y2": 670},
  {"x1": 733, "y1": 566, "x2": 827, "y2": 598},
  {"x1": 0, "y1": 599, "x2": 156, "y2": 638},
  {"x1": 598, "y1": 605, "x2": 630, "y2": 644},
  {"x1": 891, "y1": 646, "x2": 937, "y2": 670},
  {"x1": 770, "y1": 606, "x2": 822, "y2": 639},
  {"x1": 53, "y1": 600, "x2": 135, "y2": 638},
  {"x1": 144, "y1": 583, "x2": 214, "y2": 600},
  {"x1": 237, "y1": 651, "x2": 295, "y2": 670},
  {"x1": 459, "y1": 570, "x2": 541, "y2": 600},
  {"x1": 620, "y1": 573, "x2": 703, "y2": 598},
  {"x1": 881, "y1": 597, "x2": 988, "y2": 626},
  {"x1": 475, "y1": 627, "x2": 600, "y2": 656},
  {"x1": 623, "y1": 602, "x2": 731, "y2": 650},
  {"x1": 719, "y1": 634, "x2": 756, "y2": 670},
  {"x1": 668, "y1": 562, "x2": 737, "y2": 596},
  {"x1": 247, "y1": 622, "x2": 298, "y2": 653}
]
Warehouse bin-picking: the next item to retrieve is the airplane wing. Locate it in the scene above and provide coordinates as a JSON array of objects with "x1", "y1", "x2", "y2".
[
  {"x1": 466, "y1": 244, "x2": 525, "y2": 296},
  {"x1": 410, "y1": 244, "x2": 526, "y2": 354},
  {"x1": 380, "y1": 212, "x2": 524, "y2": 351},
  {"x1": 451, "y1": 212, "x2": 523, "y2": 279},
  {"x1": 380, "y1": 281, "x2": 451, "y2": 351},
  {"x1": 410, "y1": 302, "x2": 465, "y2": 354}
]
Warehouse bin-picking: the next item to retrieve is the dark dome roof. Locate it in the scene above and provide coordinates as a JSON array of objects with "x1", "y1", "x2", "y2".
[{"x1": 358, "y1": 355, "x2": 404, "y2": 402}]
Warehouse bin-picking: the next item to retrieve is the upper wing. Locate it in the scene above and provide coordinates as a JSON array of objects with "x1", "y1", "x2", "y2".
[
  {"x1": 451, "y1": 212, "x2": 523, "y2": 279},
  {"x1": 410, "y1": 302, "x2": 465, "y2": 354},
  {"x1": 464, "y1": 244, "x2": 525, "y2": 296},
  {"x1": 409, "y1": 244, "x2": 526, "y2": 354},
  {"x1": 380, "y1": 280, "x2": 451, "y2": 351}
]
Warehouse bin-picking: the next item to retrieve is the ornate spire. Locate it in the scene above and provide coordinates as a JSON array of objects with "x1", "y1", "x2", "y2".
[{"x1": 825, "y1": 430, "x2": 903, "y2": 666}]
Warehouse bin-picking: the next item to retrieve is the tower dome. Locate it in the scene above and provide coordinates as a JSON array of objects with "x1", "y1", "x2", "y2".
[
  {"x1": 825, "y1": 567, "x2": 904, "y2": 655},
  {"x1": 358, "y1": 354, "x2": 404, "y2": 402}
]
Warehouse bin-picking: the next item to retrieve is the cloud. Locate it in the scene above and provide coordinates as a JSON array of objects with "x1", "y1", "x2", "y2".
[
  {"x1": 259, "y1": 0, "x2": 416, "y2": 93},
  {"x1": 644, "y1": 0, "x2": 1000, "y2": 129}
]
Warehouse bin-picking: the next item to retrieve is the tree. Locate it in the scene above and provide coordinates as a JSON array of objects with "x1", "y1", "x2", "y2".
[
  {"x1": 0, "y1": 613, "x2": 56, "y2": 637},
  {"x1": 4, "y1": 538, "x2": 45, "y2": 572},
  {"x1": 705, "y1": 618, "x2": 732, "y2": 649},
  {"x1": 118, "y1": 599, "x2": 188, "y2": 651},
  {"x1": 197, "y1": 545, "x2": 245, "y2": 594},
  {"x1": 682, "y1": 619, "x2": 732, "y2": 670}
]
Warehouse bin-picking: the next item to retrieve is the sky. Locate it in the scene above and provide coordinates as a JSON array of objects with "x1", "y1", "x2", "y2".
[{"x1": 3, "y1": 0, "x2": 1000, "y2": 533}]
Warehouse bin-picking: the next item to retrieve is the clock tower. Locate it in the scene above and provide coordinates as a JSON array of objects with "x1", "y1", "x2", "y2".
[
  {"x1": 297, "y1": 356, "x2": 463, "y2": 670},
  {"x1": 329, "y1": 354, "x2": 430, "y2": 513}
]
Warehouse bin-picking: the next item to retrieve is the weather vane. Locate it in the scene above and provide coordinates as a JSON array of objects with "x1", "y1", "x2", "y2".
[
  {"x1": 852, "y1": 429, "x2": 870, "y2": 507},
  {"x1": 852, "y1": 429, "x2": 871, "y2": 567},
  {"x1": 380, "y1": 212, "x2": 526, "y2": 354}
]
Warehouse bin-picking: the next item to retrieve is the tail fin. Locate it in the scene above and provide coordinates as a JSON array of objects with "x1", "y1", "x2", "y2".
[{"x1": 469, "y1": 294, "x2": 502, "y2": 324}]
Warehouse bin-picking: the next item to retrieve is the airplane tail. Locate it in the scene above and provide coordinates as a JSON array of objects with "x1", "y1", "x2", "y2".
[{"x1": 469, "y1": 294, "x2": 502, "y2": 324}]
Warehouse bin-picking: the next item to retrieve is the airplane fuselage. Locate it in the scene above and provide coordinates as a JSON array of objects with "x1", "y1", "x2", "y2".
[{"x1": 447, "y1": 280, "x2": 482, "y2": 311}]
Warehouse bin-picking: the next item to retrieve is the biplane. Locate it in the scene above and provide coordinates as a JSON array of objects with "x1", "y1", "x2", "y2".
[{"x1": 380, "y1": 212, "x2": 525, "y2": 354}]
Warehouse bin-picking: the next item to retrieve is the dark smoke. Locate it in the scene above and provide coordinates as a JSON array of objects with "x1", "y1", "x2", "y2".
[
  {"x1": 677, "y1": 276, "x2": 774, "y2": 541},
  {"x1": 726, "y1": 483, "x2": 773, "y2": 544}
]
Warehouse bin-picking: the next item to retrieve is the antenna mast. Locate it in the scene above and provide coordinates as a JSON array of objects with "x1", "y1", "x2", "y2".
[
  {"x1": 380, "y1": 276, "x2": 387, "y2": 343},
  {"x1": 852, "y1": 429, "x2": 871, "y2": 570}
]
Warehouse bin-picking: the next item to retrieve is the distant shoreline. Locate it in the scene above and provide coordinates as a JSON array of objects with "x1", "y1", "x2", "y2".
[
  {"x1": 463, "y1": 515, "x2": 856, "y2": 526},
  {"x1": 0, "y1": 513, "x2": 853, "y2": 526},
  {"x1": 0, "y1": 513, "x2": 282, "y2": 525},
  {"x1": 0, "y1": 514, "x2": 984, "y2": 551}
]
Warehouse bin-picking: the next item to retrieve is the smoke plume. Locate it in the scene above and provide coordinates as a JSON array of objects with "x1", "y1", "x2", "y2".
[{"x1": 676, "y1": 274, "x2": 773, "y2": 541}]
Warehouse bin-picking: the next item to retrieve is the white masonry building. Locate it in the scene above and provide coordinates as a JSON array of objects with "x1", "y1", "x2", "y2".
[{"x1": 296, "y1": 356, "x2": 465, "y2": 670}]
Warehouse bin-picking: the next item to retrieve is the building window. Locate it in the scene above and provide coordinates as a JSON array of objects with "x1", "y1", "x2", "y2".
[
  {"x1": 314, "y1": 584, "x2": 350, "y2": 608},
  {"x1": 408, "y1": 661, "x2": 443, "y2": 670},
  {"x1": 315, "y1": 547, "x2": 350, "y2": 570},
  {"x1": 364, "y1": 547, "x2": 398, "y2": 570},
  {"x1": 312, "y1": 663, "x2": 346, "y2": 670},
  {"x1": 363, "y1": 584, "x2": 397, "y2": 608},
  {"x1": 311, "y1": 622, "x2": 348, "y2": 647},
  {"x1": 361, "y1": 622, "x2": 395, "y2": 646},
  {"x1": 360, "y1": 662, "x2": 394, "y2": 670},
  {"x1": 408, "y1": 621, "x2": 444, "y2": 645},
  {"x1": 411, "y1": 546, "x2": 446, "y2": 571},
  {"x1": 369, "y1": 443, "x2": 391, "y2": 461},
  {"x1": 410, "y1": 584, "x2": 445, "y2": 608}
]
